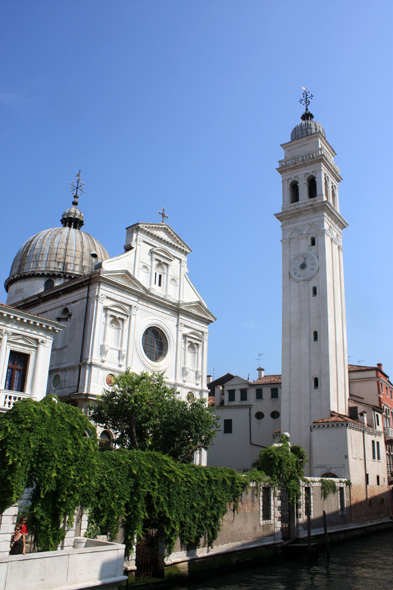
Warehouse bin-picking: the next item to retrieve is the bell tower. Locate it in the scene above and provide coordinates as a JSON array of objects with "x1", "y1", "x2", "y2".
[{"x1": 275, "y1": 91, "x2": 349, "y2": 471}]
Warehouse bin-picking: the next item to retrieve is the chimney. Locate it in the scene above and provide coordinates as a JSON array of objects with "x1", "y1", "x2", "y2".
[
  {"x1": 207, "y1": 375, "x2": 212, "y2": 384},
  {"x1": 377, "y1": 363, "x2": 383, "y2": 372},
  {"x1": 257, "y1": 367, "x2": 265, "y2": 379},
  {"x1": 215, "y1": 386, "x2": 223, "y2": 406}
]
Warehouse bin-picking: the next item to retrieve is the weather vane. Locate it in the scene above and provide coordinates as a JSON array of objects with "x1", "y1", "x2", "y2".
[
  {"x1": 158, "y1": 208, "x2": 168, "y2": 224},
  {"x1": 299, "y1": 87, "x2": 313, "y2": 112},
  {"x1": 69, "y1": 170, "x2": 85, "y2": 206}
]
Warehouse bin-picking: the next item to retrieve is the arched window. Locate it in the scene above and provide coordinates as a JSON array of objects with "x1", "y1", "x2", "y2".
[
  {"x1": 310, "y1": 236, "x2": 316, "y2": 247},
  {"x1": 44, "y1": 279, "x2": 54, "y2": 291},
  {"x1": 100, "y1": 430, "x2": 112, "y2": 448},
  {"x1": 308, "y1": 176, "x2": 317, "y2": 199},
  {"x1": 312, "y1": 286, "x2": 318, "y2": 297},
  {"x1": 290, "y1": 181, "x2": 299, "y2": 203},
  {"x1": 313, "y1": 377, "x2": 319, "y2": 390},
  {"x1": 313, "y1": 331, "x2": 319, "y2": 342}
]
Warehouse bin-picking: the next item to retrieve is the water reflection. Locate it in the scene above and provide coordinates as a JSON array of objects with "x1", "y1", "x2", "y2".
[{"x1": 179, "y1": 530, "x2": 393, "y2": 590}]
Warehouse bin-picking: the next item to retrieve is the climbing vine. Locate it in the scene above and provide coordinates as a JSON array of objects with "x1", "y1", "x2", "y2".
[
  {"x1": 0, "y1": 396, "x2": 97, "y2": 551},
  {"x1": 319, "y1": 478, "x2": 337, "y2": 499},
  {"x1": 0, "y1": 397, "x2": 265, "y2": 554},
  {"x1": 252, "y1": 435, "x2": 307, "y2": 505},
  {"x1": 90, "y1": 449, "x2": 264, "y2": 554}
]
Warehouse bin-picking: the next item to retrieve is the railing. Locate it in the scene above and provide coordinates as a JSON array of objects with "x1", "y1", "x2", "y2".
[
  {"x1": 384, "y1": 426, "x2": 393, "y2": 441},
  {"x1": 0, "y1": 390, "x2": 31, "y2": 412}
]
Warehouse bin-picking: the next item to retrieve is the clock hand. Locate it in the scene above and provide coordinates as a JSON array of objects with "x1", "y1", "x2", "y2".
[{"x1": 300, "y1": 256, "x2": 307, "y2": 270}]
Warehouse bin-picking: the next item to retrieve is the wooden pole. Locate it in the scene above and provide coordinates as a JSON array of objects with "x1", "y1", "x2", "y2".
[
  {"x1": 323, "y1": 510, "x2": 330, "y2": 561},
  {"x1": 307, "y1": 509, "x2": 312, "y2": 560}
]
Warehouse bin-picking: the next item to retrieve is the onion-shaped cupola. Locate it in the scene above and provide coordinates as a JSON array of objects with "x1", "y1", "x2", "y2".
[
  {"x1": 5, "y1": 171, "x2": 110, "y2": 304},
  {"x1": 290, "y1": 88, "x2": 326, "y2": 141}
]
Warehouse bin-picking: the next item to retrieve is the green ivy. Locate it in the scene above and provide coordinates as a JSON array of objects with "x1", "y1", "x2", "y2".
[
  {"x1": 252, "y1": 436, "x2": 307, "y2": 505},
  {"x1": 0, "y1": 397, "x2": 265, "y2": 554},
  {"x1": 319, "y1": 478, "x2": 337, "y2": 499},
  {"x1": 90, "y1": 449, "x2": 264, "y2": 554},
  {"x1": 0, "y1": 397, "x2": 97, "y2": 550}
]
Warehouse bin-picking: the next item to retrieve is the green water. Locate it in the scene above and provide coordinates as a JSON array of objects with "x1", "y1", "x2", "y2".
[{"x1": 178, "y1": 530, "x2": 393, "y2": 590}]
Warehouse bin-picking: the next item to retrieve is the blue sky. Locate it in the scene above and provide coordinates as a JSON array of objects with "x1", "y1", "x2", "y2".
[{"x1": 1, "y1": 1, "x2": 392, "y2": 380}]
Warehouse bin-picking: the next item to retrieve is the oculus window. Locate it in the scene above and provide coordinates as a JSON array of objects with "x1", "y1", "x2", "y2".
[
  {"x1": 142, "y1": 327, "x2": 168, "y2": 362},
  {"x1": 255, "y1": 412, "x2": 264, "y2": 420},
  {"x1": 270, "y1": 410, "x2": 280, "y2": 419}
]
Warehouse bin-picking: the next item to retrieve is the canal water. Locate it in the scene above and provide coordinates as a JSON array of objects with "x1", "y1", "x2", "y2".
[{"x1": 178, "y1": 530, "x2": 393, "y2": 590}]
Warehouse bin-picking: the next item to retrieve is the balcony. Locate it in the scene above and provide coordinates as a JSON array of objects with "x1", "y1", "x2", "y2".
[
  {"x1": 0, "y1": 390, "x2": 31, "y2": 412},
  {"x1": 384, "y1": 427, "x2": 393, "y2": 441}
]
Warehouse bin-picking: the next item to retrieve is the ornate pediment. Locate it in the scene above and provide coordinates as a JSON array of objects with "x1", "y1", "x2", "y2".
[
  {"x1": 180, "y1": 301, "x2": 216, "y2": 322},
  {"x1": 101, "y1": 270, "x2": 148, "y2": 294},
  {"x1": 137, "y1": 223, "x2": 191, "y2": 254},
  {"x1": 7, "y1": 334, "x2": 38, "y2": 348}
]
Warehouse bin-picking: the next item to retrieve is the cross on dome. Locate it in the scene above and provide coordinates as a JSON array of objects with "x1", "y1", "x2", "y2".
[{"x1": 69, "y1": 170, "x2": 86, "y2": 206}]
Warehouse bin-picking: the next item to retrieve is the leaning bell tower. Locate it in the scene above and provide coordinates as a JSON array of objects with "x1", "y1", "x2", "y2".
[{"x1": 275, "y1": 91, "x2": 349, "y2": 470}]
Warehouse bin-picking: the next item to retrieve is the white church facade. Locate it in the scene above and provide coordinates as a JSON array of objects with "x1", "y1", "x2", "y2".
[{"x1": 4, "y1": 175, "x2": 215, "y2": 448}]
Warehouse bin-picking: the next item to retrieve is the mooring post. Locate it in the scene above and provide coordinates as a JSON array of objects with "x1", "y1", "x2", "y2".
[
  {"x1": 307, "y1": 510, "x2": 312, "y2": 560},
  {"x1": 323, "y1": 510, "x2": 330, "y2": 560}
]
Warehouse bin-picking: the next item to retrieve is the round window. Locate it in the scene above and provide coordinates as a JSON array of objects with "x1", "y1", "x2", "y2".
[
  {"x1": 142, "y1": 327, "x2": 168, "y2": 362},
  {"x1": 255, "y1": 412, "x2": 264, "y2": 420},
  {"x1": 270, "y1": 411, "x2": 280, "y2": 419},
  {"x1": 52, "y1": 374, "x2": 61, "y2": 388}
]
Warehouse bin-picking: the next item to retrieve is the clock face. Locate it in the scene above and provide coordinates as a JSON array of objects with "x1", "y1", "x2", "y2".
[{"x1": 290, "y1": 253, "x2": 319, "y2": 281}]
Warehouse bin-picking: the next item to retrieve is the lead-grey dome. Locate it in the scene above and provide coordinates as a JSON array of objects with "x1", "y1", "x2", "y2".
[
  {"x1": 5, "y1": 200, "x2": 109, "y2": 292},
  {"x1": 290, "y1": 110, "x2": 325, "y2": 141}
]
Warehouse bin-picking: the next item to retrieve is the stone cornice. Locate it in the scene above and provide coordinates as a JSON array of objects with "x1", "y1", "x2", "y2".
[
  {"x1": 311, "y1": 420, "x2": 383, "y2": 437},
  {"x1": 275, "y1": 199, "x2": 348, "y2": 230},
  {"x1": 0, "y1": 303, "x2": 63, "y2": 333}
]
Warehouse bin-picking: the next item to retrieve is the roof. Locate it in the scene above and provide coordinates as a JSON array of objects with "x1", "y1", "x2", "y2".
[
  {"x1": 349, "y1": 363, "x2": 390, "y2": 381},
  {"x1": 207, "y1": 373, "x2": 236, "y2": 392},
  {"x1": 313, "y1": 411, "x2": 364, "y2": 426},
  {"x1": 0, "y1": 302, "x2": 63, "y2": 331},
  {"x1": 253, "y1": 375, "x2": 282, "y2": 385}
]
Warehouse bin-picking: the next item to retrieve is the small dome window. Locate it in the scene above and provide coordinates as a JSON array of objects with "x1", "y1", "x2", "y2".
[
  {"x1": 44, "y1": 279, "x2": 54, "y2": 291},
  {"x1": 290, "y1": 181, "x2": 299, "y2": 203},
  {"x1": 308, "y1": 176, "x2": 317, "y2": 199}
]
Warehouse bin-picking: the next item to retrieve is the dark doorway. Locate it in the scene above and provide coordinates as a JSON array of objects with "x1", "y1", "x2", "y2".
[
  {"x1": 280, "y1": 486, "x2": 291, "y2": 540},
  {"x1": 135, "y1": 528, "x2": 159, "y2": 578}
]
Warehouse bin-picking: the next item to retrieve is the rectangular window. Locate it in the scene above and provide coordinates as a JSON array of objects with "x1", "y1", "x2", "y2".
[
  {"x1": 366, "y1": 473, "x2": 369, "y2": 485},
  {"x1": 5, "y1": 351, "x2": 29, "y2": 392},
  {"x1": 271, "y1": 387, "x2": 279, "y2": 399},
  {"x1": 223, "y1": 419, "x2": 232, "y2": 434},
  {"x1": 256, "y1": 388, "x2": 263, "y2": 400},
  {"x1": 339, "y1": 487, "x2": 345, "y2": 513},
  {"x1": 372, "y1": 440, "x2": 376, "y2": 460},
  {"x1": 377, "y1": 475, "x2": 380, "y2": 486},
  {"x1": 262, "y1": 487, "x2": 271, "y2": 521},
  {"x1": 228, "y1": 390, "x2": 235, "y2": 402},
  {"x1": 381, "y1": 384, "x2": 384, "y2": 393},
  {"x1": 377, "y1": 441, "x2": 380, "y2": 461},
  {"x1": 240, "y1": 388, "x2": 248, "y2": 401},
  {"x1": 376, "y1": 414, "x2": 380, "y2": 426},
  {"x1": 305, "y1": 487, "x2": 311, "y2": 517}
]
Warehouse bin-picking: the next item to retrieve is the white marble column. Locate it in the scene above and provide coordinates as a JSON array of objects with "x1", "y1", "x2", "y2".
[
  {"x1": 0, "y1": 329, "x2": 11, "y2": 388},
  {"x1": 31, "y1": 339, "x2": 46, "y2": 399}
]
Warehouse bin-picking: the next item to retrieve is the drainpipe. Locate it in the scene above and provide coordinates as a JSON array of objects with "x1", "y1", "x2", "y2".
[{"x1": 362, "y1": 427, "x2": 368, "y2": 500}]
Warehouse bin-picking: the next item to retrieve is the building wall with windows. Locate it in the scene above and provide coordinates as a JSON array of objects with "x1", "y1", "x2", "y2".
[
  {"x1": 207, "y1": 372, "x2": 282, "y2": 471},
  {"x1": 0, "y1": 304, "x2": 62, "y2": 412}
]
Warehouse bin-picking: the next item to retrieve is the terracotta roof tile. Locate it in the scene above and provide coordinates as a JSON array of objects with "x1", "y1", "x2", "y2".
[
  {"x1": 313, "y1": 411, "x2": 363, "y2": 426},
  {"x1": 348, "y1": 364, "x2": 375, "y2": 372},
  {"x1": 252, "y1": 374, "x2": 282, "y2": 385}
]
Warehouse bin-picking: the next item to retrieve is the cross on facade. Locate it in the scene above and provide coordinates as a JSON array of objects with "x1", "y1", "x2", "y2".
[{"x1": 158, "y1": 208, "x2": 168, "y2": 223}]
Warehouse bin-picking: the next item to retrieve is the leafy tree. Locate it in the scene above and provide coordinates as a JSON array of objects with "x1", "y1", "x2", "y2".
[
  {"x1": 252, "y1": 435, "x2": 307, "y2": 504},
  {"x1": 0, "y1": 396, "x2": 97, "y2": 550},
  {"x1": 89, "y1": 370, "x2": 219, "y2": 463}
]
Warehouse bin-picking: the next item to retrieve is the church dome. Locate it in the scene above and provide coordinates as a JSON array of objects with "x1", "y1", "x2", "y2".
[
  {"x1": 290, "y1": 110, "x2": 325, "y2": 141},
  {"x1": 5, "y1": 173, "x2": 110, "y2": 293}
]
